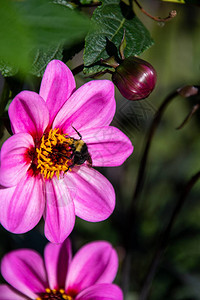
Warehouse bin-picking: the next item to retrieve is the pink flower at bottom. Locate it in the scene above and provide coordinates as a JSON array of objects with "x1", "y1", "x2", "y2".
[
  {"x1": 0, "y1": 239, "x2": 123, "y2": 300},
  {"x1": 0, "y1": 60, "x2": 133, "y2": 243}
]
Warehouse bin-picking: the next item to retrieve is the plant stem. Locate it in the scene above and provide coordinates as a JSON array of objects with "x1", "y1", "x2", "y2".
[
  {"x1": 131, "y1": 90, "x2": 178, "y2": 211},
  {"x1": 133, "y1": 0, "x2": 177, "y2": 22},
  {"x1": 176, "y1": 103, "x2": 200, "y2": 130},
  {"x1": 139, "y1": 171, "x2": 200, "y2": 300},
  {"x1": 71, "y1": 64, "x2": 84, "y2": 76},
  {"x1": 121, "y1": 90, "x2": 179, "y2": 294}
]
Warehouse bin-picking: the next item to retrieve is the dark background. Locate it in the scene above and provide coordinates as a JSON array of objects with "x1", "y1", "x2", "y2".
[{"x1": 0, "y1": 1, "x2": 200, "y2": 300}]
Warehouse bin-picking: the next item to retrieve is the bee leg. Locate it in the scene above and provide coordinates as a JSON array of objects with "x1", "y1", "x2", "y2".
[{"x1": 87, "y1": 160, "x2": 92, "y2": 168}]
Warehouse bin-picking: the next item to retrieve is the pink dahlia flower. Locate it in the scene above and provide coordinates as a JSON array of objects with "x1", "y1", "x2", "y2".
[
  {"x1": 0, "y1": 239, "x2": 123, "y2": 300},
  {"x1": 0, "y1": 60, "x2": 133, "y2": 243}
]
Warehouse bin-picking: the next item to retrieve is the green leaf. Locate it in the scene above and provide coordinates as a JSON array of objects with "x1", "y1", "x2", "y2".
[
  {"x1": 83, "y1": 0, "x2": 153, "y2": 75},
  {"x1": 0, "y1": 0, "x2": 90, "y2": 76},
  {"x1": 52, "y1": 0, "x2": 74, "y2": 8},
  {"x1": 31, "y1": 45, "x2": 63, "y2": 77},
  {"x1": 0, "y1": 45, "x2": 63, "y2": 78},
  {"x1": 18, "y1": 0, "x2": 90, "y2": 48},
  {"x1": 0, "y1": 61, "x2": 18, "y2": 77},
  {"x1": 0, "y1": 1, "x2": 32, "y2": 73}
]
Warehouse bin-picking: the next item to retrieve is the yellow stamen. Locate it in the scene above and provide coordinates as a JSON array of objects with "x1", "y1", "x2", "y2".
[
  {"x1": 36, "y1": 128, "x2": 73, "y2": 179},
  {"x1": 36, "y1": 288, "x2": 73, "y2": 300}
]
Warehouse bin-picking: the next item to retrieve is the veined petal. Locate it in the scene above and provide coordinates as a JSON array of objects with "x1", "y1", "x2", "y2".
[
  {"x1": 1, "y1": 250, "x2": 47, "y2": 299},
  {"x1": 0, "y1": 285, "x2": 29, "y2": 300},
  {"x1": 44, "y1": 177, "x2": 75, "y2": 243},
  {"x1": 82, "y1": 126, "x2": 133, "y2": 167},
  {"x1": 44, "y1": 239, "x2": 72, "y2": 290},
  {"x1": 9, "y1": 91, "x2": 49, "y2": 139},
  {"x1": 39, "y1": 60, "x2": 76, "y2": 124},
  {"x1": 75, "y1": 284, "x2": 123, "y2": 300},
  {"x1": 66, "y1": 166, "x2": 115, "y2": 222},
  {"x1": 66, "y1": 241, "x2": 118, "y2": 293},
  {"x1": 0, "y1": 175, "x2": 45, "y2": 233},
  {"x1": 53, "y1": 80, "x2": 115, "y2": 134},
  {"x1": 0, "y1": 133, "x2": 34, "y2": 187}
]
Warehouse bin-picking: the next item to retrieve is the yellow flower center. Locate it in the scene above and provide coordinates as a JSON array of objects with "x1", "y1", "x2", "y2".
[
  {"x1": 36, "y1": 288, "x2": 73, "y2": 300},
  {"x1": 36, "y1": 128, "x2": 74, "y2": 180}
]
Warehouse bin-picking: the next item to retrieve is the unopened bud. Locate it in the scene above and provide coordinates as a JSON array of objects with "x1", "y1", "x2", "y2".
[{"x1": 112, "y1": 56, "x2": 156, "y2": 101}]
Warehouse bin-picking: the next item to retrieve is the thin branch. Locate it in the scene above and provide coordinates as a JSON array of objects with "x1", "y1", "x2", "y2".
[
  {"x1": 133, "y1": 0, "x2": 177, "y2": 22},
  {"x1": 71, "y1": 64, "x2": 84, "y2": 76},
  {"x1": 176, "y1": 103, "x2": 200, "y2": 130},
  {"x1": 131, "y1": 90, "x2": 178, "y2": 211},
  {"x1": 139, "y1": 171, "x2": 200, "y2": 300}
]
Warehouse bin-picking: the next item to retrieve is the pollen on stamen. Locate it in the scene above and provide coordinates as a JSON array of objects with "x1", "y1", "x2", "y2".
[
  {"x1": 36, "y1": 288, "x2": 73, "y2": 300},
  {"x1": 36, "y1": 128, "x2": 74, "y2": 180}
]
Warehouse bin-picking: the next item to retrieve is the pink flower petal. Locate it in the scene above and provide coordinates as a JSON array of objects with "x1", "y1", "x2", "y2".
[
  {"x1": 53, "y1": 80, "x2": 115, "y2": 134},
  {"x1": 44, "y1": 177, "x2": 76, "y2": 243},
  {"x1": 44, "y1": 239, "x2": 72, "y2": 290},
  {"x1": 66, "y1": 241, "x2": 118, "y2": 294},
  {"x1": 75, "y1": 284, "x2": 123, "y2": 300},
  {"x1": 0, "y1": 175, "x2": 45, "y2": 233},
  {"x1": 39, "y1": 60, "x2": 76, "y2": 124},
  {"x1": 66, "y1": 166, "x2": 115, "y2": 222},
  {"x1": 0, "y1": 285, "x2": 28, "y2": 300},
  {"x1": 82, "y1": 126, "x2": 133, "y2": 167},
  {"x1": 9, "y1": 91, "x2": 49, "y2": 139},
  {"x1": 1, "y1": 250, "x2": 47, "y2": 299},
  {"x1": 0, "y1": 133, "x2": 34, "y2": 187}
]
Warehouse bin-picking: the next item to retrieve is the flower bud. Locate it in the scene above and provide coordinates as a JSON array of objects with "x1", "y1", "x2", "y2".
[{"x1": 112, "y1": 56, "x2": 156, "y2": 101}]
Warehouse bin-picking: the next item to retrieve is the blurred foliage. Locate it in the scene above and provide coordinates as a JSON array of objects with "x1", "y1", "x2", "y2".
[
  {"x1": 0, "y1": 1, "x2": 200, "y2": 300},
  {"x1": 0, "y1": 0, "x2": 90, "y2": 76}
]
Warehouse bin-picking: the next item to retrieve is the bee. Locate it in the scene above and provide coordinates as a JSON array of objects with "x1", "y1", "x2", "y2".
[{"x1": 70, "y1": 126, "x2": 92, "y2": 168}]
